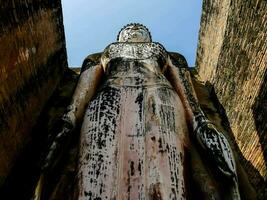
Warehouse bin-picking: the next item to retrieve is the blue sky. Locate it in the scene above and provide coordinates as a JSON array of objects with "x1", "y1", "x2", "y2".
[{"x1": 61, "y1": 0, "x2": 203, "y2": 67}]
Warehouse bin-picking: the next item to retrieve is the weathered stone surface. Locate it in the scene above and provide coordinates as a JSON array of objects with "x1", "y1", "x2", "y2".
[
  {"x1": 0, "y1": 69, "x2": 78, "y2": 199},
  {"x1": 17, "y1": 70, "x2": 256, "y2": 200},
  {"x1": 196, "y1": 0, "x2": 267, "y2": 197},
  {"x1": 0, "y1": 0, "x2": 67, "y2": 187},
  {"x1": 191, "y1": 76, "x2": 257, "y2": 200}
]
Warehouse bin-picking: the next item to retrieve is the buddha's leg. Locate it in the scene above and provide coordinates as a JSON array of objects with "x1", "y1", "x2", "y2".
[
  {"x1": 116, "y1": 87, "x2": 146, "y2": 200},
  {"x1": 77, "y1": 87, "x2": 121, "y2": 200},
  {"x1": 117, "y1": 87, "x2": 188, "y2": 200},
  {"x1": 143, "y1": 87, "x2": 188, "y2": 200}
]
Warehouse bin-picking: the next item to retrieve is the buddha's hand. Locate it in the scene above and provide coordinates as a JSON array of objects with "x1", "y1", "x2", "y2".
[
  {"x1": 42, "y1": 117, "x2": 74, "y2": 172},
  {"x1": 194, "y1": 114, "x2": 236, "y2": 179}
]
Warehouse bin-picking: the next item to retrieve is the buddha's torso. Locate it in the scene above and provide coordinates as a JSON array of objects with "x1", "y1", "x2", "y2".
[{"x1": 100, "y1": 42, "x2": 172, "y2": 88}]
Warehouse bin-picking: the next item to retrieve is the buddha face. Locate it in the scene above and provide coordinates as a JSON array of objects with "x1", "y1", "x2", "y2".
[{"x1": 117, "y1": 24, "x2": 152, "y2": 42}]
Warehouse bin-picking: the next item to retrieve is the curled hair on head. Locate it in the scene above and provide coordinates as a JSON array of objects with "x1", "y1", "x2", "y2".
[{"x1": 117, "y1": 23, "x2": 152, "y2": 42}]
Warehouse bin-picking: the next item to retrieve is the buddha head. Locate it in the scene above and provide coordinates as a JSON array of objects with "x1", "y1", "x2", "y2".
[{"x1": 117, "y1": 23, "x2": 152, "y2": 43}]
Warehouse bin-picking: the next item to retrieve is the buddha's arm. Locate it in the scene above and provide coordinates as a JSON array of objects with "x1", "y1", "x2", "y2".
[
  {"x1": 43, "y1": 54, "x2": 104, "y2": 170},
  {"x1": 64, "y1": 56, "x2": 104, "y2": 128},
  {"x1": 165, "y1": 55, "x2": 238, "y2": 180}
]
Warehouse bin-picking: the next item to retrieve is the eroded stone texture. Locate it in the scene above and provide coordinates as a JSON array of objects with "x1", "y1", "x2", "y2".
[
  {"x1": 196, "y1": 0, "x2": 267, "y2": 197},
  {"x1": 31, "y1": 68, "x2": 256, "y2": 200},
  {"x1": 0, "y1": 0, "x2": 67, "y2": 187},
  {"x1": 76, "y1": 42, "x2": 189, "y2": 199},
  {"x1": 196, "y1": 0, "x2": 231, "y2": 80}
]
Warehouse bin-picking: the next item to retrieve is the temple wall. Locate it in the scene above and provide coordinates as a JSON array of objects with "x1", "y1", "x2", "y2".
[
  {"x1": 0, "y1": 0, "x2": 67, "y2": 186},
  {"x1": 196, "y1": 0, "x2": 267, "y2": 185}
]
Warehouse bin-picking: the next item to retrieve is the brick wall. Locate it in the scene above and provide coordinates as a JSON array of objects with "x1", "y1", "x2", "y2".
[
  {"x1": 0, "y1": 0, "x2": 67, "y2": 186},
  {"x1": 196, "y1": 0, "x2": 267, "y2": 190}
]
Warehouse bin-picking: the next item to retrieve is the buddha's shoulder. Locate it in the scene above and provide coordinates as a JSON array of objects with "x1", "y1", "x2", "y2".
[
  {"x1": 81, "y1": 52, "x2": 103, "y2": 73},
  {"x1": 83, "y1": 52, "x2": 102, "y2": 63},
  {"x1": 168, "y1": 52, "x2": 188, "y2": 68}
]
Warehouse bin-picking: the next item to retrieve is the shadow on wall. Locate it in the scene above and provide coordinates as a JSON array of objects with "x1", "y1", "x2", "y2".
[
  {"x1": 0, "y1": 69, "x2": 78, "y2": 200},
  {"x1": 252, "y1": 73, "x2": 267, "y2": 180},
  {"x1": 0, "y1": 0, "x2": 67, "y2": 188},
  {"x1": 206, "y1": 82, "x2": 267, "y2": 199}
]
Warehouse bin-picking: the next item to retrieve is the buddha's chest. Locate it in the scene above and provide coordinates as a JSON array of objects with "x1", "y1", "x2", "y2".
[{"x1": 101, "y1": 42, "x2": 168, "y2": 72}]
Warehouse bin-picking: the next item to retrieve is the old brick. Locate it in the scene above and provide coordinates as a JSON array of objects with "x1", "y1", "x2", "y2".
[
  {"x1": 196, "y1": 0, "x2": 267, "y2": 198},
  {"x1": 0, "y1": 0, "x2": 67, "y2": 187}
]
